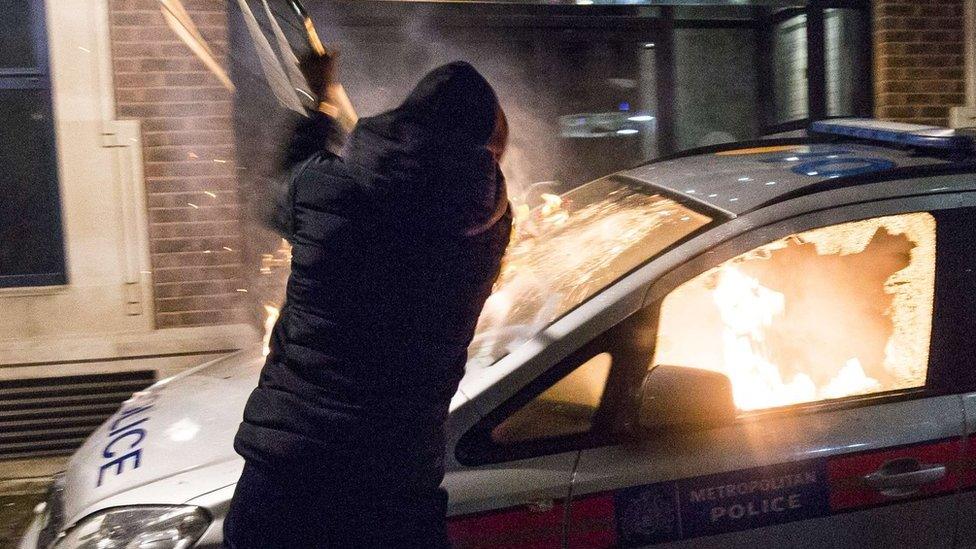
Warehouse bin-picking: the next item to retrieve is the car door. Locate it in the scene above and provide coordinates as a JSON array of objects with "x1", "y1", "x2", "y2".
[
  {"x1": 445, "y1": 454, "x2": 579, "y2": 548},
  {"x1": 445, "y1": 394, "x2": 578, "y2": 549},
  {"x1": 562, "y1": 200, "x2": 976, "y2": 548},
  {"x1": 558, "y1": 200, "x2": 975, "y2": 548}
]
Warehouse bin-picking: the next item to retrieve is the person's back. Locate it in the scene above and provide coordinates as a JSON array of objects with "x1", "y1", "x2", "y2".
[{"x1": 224, "y1": 62, "x2": 511, "y2": 549}]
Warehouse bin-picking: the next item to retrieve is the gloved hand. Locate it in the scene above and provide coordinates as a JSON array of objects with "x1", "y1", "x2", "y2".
[{"x1": 299, "y1": 49, "x2": 339, "y2": 107}]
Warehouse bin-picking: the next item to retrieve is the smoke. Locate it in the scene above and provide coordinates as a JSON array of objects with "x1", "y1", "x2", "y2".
[
  {"x1": 305, "y1": 3, "x2": 565, "y2": 202},
  {"x1": 225, "y1": 0, "x2": 649, "y2": 325}
]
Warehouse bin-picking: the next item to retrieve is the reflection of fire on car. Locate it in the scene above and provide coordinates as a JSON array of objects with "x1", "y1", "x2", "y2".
[{"x1": 20, "y1": 119, "x2": 976, "y2": 549}]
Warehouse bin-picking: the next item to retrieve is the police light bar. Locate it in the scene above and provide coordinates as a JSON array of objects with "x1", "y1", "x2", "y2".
[{"x1": 810, "y1": 118, "x2": 975, "y2": 152}]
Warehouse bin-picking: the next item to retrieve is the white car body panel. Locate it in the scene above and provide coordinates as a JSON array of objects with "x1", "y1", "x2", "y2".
[{"x1": 58, "y1": 349, "x2": 260, "y2": 526}]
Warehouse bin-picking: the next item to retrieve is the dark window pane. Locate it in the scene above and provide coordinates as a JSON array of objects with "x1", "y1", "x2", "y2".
[
  {"x1": 772, "y1": 14, "x2": 808, "y2": 124},
  {"x1": 0, "y1": 88, "x2": 64, "y2": 286},
  {"x1": 673, "y1": 28, "x2": 760, "y2": 151},
  {"x1": 825, "y1": 9, "x2": 869, "y2": 117},
  {"x1": 0, "y1": 0, "x2": 37, "y2": 70}
]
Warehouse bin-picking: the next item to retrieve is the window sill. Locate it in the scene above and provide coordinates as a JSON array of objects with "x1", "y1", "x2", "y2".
[{"x1": 0, "y1": 284, "x2": 69, "y2": 297}]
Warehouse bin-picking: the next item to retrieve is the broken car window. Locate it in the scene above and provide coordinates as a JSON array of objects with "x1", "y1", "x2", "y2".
[{"x1": 654, "y1": 212, "x2": 935, "y2": 411}]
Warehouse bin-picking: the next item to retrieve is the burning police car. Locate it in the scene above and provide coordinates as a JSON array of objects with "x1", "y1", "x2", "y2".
[{"x1": 19, "y1": 119, "x2": 976, "y2": 548}]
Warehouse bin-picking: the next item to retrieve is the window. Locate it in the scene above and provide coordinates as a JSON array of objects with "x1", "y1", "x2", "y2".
[
  {"x1": 654, "y1": 213, "x2": 936, "y2": 412},
  {"x1": 467, "y1": 176, "x2": 712, "y2": 368},
  {"x1": 673, "y1": 27, "x2": 759, "y2": 150},
  {"x1": 492, "y1": 353, "x2": 613, "y2": 445},
  {"x1": 0, "y1": 0, "x2": 64, "y2": 287},
  {"x1": 824, "y1": 8, "x2": 870, "y2": 117},
  {"x1": 771, "y1": 14, "x2": 808, "y2": 125}
]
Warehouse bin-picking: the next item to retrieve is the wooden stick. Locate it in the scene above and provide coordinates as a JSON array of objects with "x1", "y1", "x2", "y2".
[{"x1": 159, "y1": 0, "x2": 234, "y2": 91}]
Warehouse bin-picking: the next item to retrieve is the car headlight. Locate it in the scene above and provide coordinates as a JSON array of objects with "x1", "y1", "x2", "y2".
[{"x1": 53, "y1": 506, "x2": 210, "y2": 549}]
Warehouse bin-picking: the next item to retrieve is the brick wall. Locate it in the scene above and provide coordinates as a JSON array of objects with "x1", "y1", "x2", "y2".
[
  {"x1": 873, "y1": 0, "x2": 967, "y2": 126},
  {"x1": 109, "y1": 0, "x2": 250, "y2": 328}
]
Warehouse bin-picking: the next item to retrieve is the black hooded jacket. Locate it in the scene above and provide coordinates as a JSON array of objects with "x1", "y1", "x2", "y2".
[{"x1": 234, "y1": 63, "x2": 511, "y2": 490}]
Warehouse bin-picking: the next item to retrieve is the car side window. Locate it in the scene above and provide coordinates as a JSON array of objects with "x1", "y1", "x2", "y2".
[
  {"x1": 653, "y1": 212, "x2": 936, "y2": 412},
  {"x1": 492, "y1": 353, "x2": 613, "y2": 444}
]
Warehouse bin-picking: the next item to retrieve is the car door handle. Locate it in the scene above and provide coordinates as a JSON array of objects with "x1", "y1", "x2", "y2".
[{"x1": 862, "y1": 457, "x2": 946, "y2": 497}]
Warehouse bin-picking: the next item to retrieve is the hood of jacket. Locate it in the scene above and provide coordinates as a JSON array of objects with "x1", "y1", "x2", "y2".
[{"x1": 343, "y1": 61, "x2": 508, "y2": 236}]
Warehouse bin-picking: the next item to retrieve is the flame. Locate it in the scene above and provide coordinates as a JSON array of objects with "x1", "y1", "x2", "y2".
[
  {"x1": 711, "y1": 265, "x2": 814, "y2": 410},
  {"x1": 710, "y1": 266, "x2": 883, "y2": 410},
  {"x1": 539, "y1": 193, "x2": 569, "y2": 226},
  {"x1": 262, "y1": 304, "x2": 280, "y2": 357},
  {"x1": 654, "y1": 213, "x2": 935, "y2": 412}
]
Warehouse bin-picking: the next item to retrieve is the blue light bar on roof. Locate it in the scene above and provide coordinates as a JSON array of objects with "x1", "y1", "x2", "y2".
[{"x1": 810, "y1": 118, "x2": 975, "y2": 152}]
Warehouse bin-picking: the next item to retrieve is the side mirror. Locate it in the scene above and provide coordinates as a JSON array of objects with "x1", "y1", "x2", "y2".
[{"x1": 636, "y1": 365, "x2": 736, "y2": 432}]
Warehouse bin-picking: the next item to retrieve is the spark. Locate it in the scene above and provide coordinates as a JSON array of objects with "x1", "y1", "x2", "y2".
[
  {"x1": 204, "y1": 191, "x2": 217, "y2": 198},
  {"x1": 187, "y1": 203, "x2": 199, "y2": 209},
  {"x1": 737, "y1": 177, "x2": 752, "y2": 182},
  {"x1": 223, "y1": 246, "x2": 233, "y2": 251},
  {"x1": 213, "y1": 159, "x2": 227, "y2": 163},
  {"x1": 766, "y1": 181, "x2": 777, "y2": 186},
  {"x1": 77, "y1": 46, "x2": 91, "y2": 53},
  {"x1": 469, "y1": 183, "x2": 708, "y2": 368},
  {"x1": 236, "y1": 288, "x2": 248, "y2": 293}
]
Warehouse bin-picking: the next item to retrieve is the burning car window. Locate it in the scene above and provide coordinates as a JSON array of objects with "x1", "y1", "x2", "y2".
[
  {"x1": 467, "y1": 177, "x2": 712, "y2": 368},
  {"x1": 654, "y1": 212, "x2": 936, "y2": 411}
]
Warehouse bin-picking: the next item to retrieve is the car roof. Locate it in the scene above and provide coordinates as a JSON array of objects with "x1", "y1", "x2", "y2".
[{"x1": 621, "y1": 137, "x2": 976, "y2": 217}]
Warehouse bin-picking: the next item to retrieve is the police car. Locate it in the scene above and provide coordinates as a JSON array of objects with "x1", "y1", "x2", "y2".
[{"x1": 19, "y1": 119, "x2": 976, "y2": 548}]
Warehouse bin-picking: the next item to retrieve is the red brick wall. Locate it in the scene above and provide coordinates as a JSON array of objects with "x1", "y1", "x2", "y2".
[
  {"x1": 109, "y1": 0, "x2": 249, "y2": 328},
  {"x1": 873, "y1": 0, "x2": 967, "y2": 126}
]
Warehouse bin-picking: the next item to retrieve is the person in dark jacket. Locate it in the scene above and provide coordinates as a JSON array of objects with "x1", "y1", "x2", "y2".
[{"x1": 223, "y1": 57, "x2": 511, "y2": 549}]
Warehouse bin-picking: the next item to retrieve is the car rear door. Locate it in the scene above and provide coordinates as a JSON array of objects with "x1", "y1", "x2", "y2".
[{"x1": 564, "y1": 200, "x2": 976, "y2": 548}]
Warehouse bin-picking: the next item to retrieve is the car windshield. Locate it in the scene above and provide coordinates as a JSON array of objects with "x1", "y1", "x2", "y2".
[{"x1": 467, "y1": 177, "x2": 712, "y2": 367}]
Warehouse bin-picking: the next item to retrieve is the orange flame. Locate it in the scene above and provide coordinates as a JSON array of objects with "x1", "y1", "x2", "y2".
[{"x1": 655, "y1": 213, "x2": 935, "y2": 411}]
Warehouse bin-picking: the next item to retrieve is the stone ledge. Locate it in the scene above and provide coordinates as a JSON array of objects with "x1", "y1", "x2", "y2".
[{"x1": 0, "y1": 324, "x2": 260, "y2": 370}]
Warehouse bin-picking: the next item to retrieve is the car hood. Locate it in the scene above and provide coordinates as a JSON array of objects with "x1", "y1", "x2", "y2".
[
  {"x1": 59, "y1": 346, "x2": 479, "y2": 527},
  {"x1": 60, "y1": 348, "x2": 264, "y2": 525}
]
